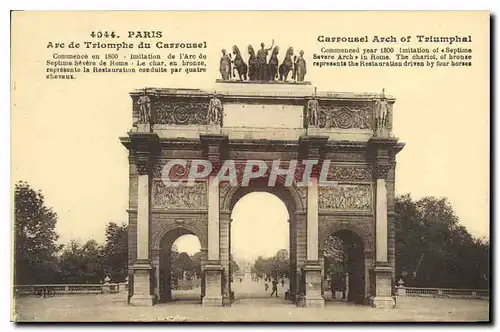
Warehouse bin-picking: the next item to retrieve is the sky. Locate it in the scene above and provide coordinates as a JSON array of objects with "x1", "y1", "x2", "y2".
[{"x1": 11, "y1": 12, "x2": 489, "y2": 260}]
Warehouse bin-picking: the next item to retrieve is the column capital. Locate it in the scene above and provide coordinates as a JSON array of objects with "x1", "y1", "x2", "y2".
[
  {"x1": 373, "y1": 163, "x2": 392, "y2": 179},
  {"x1": 136, "y1": 155, "x2": 152, "y2": 175}
]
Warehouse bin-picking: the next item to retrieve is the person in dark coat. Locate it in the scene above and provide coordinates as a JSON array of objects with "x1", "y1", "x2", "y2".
[{"x1": 271, "y1": 278, "x2": 279, "y2": 297}]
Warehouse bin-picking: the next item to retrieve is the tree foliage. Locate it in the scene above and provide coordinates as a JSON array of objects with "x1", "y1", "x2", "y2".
[
  {"x1": 58, "y1": 239, "x2": 105, "y2": 283},
  {"x1": 14, "y1": 181, "x2": 61, "y2": 284},
  {"x1": 323, "y1": 236, "x2": 346, "y2": 277},
  {"x1": 395, "y1": 194, "x2": 489, "y2": 289},
  {"x1": 102, "y1": 222, "x2": 128, "y2": 282},
  {"x1": 252, "y1": 249, "x2": 289, "y2": 278}
]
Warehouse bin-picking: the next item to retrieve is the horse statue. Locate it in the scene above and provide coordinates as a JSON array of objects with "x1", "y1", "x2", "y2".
[
  {"x1": 232, "y1": 45, "x2": 248, "y2": 81},
  {"x1": 279, "y1": 47, "x2": 294, "y2": 81},
  {"x1": 268, "y1": 46, "x2": 279, "y2": 81},
  {"x1": 247, "y1": 45, "x2": 258, "y2": 81}
]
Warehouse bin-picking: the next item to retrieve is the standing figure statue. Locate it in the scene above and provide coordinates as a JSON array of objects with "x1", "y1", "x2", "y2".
[
  {"x1": 307, "y1": 98, "x2": 319, "y2": 127},
  {"x1": 295, "y1": 50, "x2": 307, "y2": 82},
  {"x1": 219, "y1": 49, "x2": 232, "y2": 80},
  {"x1": 279, "y1": 47, "x2": 294, "y2": 81},
  {"x1": 268, "y1": 46, "x2": 279, "y2": 81},
  {"x1": 207, "y1": 94, "x2": 222, "y2": 125},
  {"x1": 247, "y1": 45, "x2": 258, "y2": 81},
  {"x1": 137, "y1": 90, "x2": 151, "y2": 124},
  {"x1": 376, "y1": 89, "x2": 389, "y2": 135},
  {"x1": 232, "y1": 45, "x2": 248, "y2": 81},
  {"x1": 291, "y1": 55, "x2": 298, "y2": 81},
  {"x1": 256, "y1": 39, "x2": 274, "y2": 80}
]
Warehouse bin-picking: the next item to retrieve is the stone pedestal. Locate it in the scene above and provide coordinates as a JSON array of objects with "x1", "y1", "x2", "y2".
[
  {"x1": 303, "y1": 261, "x2": 325, "y2": 307},
  {"x1": 130, "y1": 260, "x2": 154, "y2": 306},
  {"x1": 136, "y1": 123, "x2": 151, "y2": 132},
  {"x1": 202, "y1": 261, "x2": 223, "y2": 307},
  {"x1": 369, "y1": 264, "x2": 395, "y2": 309}
]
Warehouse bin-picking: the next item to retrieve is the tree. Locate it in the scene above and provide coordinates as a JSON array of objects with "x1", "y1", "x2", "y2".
[
  {"x1": 102, "y1": 222, "x2": 128, "y2": 282},
  {"x1": 14, "y1": 181, "x2": 61, "y2": 284},
  {"x1": 323, "y1": 235, "x2": 346, "y2": 277},
  {"x1": 171, "y1": 252, "x2": 196, "y2": 280},
  {"x1": 395, "y1": 194, "x2": 490, "y2": 289},
  {"x1": 58, "y1": 239, "x2": 105, "y2": 283},
  {"x1": 191, "y1": 251, "x2": 204, "y2": 278},
  {"x1": 252, "y1": 249, "x2": 290, "y2": 279}
]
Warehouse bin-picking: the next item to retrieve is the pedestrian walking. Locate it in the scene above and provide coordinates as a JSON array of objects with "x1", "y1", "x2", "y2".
[
  {"x1": 265, "y1": 282, "x2": 269, "y2": 292},
  {"x1": 270, "y1": 278, "x2": 278, "y2": 297}
]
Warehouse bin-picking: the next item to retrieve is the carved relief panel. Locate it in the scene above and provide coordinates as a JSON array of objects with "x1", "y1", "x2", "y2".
[
  {"x1": 326, "y1": 165, "x2": 372, "y2": 182},
  {"x1": 155, "y1": 99, "x2": 210, "y2": 125},
  {"x1": 318, "y1": 184, "x2": 372, "y2": 211},
  {"x1": 152, "y1": 180, "x2": 208, "y2": 210},
  {"x1": 316, "y1": 103, "x2": 374, "y2": 130}
]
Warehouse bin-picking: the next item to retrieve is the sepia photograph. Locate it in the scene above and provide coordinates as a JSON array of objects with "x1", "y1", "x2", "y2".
[{"x1": 10, "y1": 10, "x2": 490, "y2": 323}]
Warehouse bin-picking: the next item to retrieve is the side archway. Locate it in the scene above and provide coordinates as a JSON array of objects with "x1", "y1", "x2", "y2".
[
  {"x1": 320, "y1": 219, "x2": 374, "y2": 304},
  {"x1": 152, "y1": 225, "x2": 204, "y2": 303}
]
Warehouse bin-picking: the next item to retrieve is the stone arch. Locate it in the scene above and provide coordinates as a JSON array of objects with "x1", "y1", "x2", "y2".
[
  {"x1": 319, "y1": 219, "x2": 374, "y2": 253},
  {"x1": 220, "y1": 176, "x2": 305, "y2": 213},
  {"x1": 153, "y1": 224, "x2": 204, "y2": 303},
  {"x1": 152, "y1": 221, "x2": 207, "y2": 251},
  {"x1": 320, "y1": 220, "x2": 372, "y2": 304},
  {"x1": 220, "y1": 176, "x2": 303, "y2": 301}
]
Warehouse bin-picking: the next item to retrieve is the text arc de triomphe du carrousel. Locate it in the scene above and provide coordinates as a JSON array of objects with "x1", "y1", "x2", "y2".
[{"x1": 119, "y1": 41, "x2": 404, "y2": 309}]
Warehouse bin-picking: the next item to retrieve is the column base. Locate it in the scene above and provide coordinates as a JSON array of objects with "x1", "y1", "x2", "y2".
[
  {"x1": 202, "y1": 295, "x2": 223, "y2": 307},
  {"x1": 202, "y1": 261, "x2": 223, "y2": 307},
  {"x1": 130, "y1": 294, "x2": 155, "y2": 306},
  {"x1": 130, "y1": 259, "x2": 154, "y2": 306},
  {"x1": 303, "y1": 261, "x2": 324, "y2": 307},
  {"x1": 370, "y1": 263, "x2": 395, "y2": 309},
  {"x1": 369, "y1": 296, "x2": 396, "y2": 309}
]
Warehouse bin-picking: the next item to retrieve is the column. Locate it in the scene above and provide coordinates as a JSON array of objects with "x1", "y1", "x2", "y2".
[
  {"x1": 220, "y1": 212, "x2": 231, "y2": 306},
  {"x1": 130, "y1": 161, "x2": 154, "y2": 306},
  {"x1": 289, "y1": 217, "x2": 297, "y2": 302},
  {"x1": 307, "y1": 177, "x2": 319, "y2": 261},
  {"x1": 319, "y1": 251, "x2": 325, "y2": 297},
  {"x1": 376, "y1": 178, "x2": 388, "y2": 262},
  {"x1": 202, "y1": 175, "x2": 223, "y2": 306},
  {"x1": 303, "y1": 176, "x2": 324, "y2": 307},
  {"x1": 200, "y1": 248, "x2": 208, "y2": 301},
  {"x1": 369, "y1": 160, "x2": 395, "y2": 309},
  {"x1": 208, "y1": 175, "x2": 220, "y2": 260},
  {"x1": 151, "y1": 248, "x2": 161, "y2": 301}
]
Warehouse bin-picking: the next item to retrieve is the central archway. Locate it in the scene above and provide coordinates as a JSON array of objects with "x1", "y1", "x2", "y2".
[
  {"x1": 220, "y1": 177, "x2": 305, "y2": 304},
  {"x1": 230, "y1": 192, "x2": 289, "y2": 301}
]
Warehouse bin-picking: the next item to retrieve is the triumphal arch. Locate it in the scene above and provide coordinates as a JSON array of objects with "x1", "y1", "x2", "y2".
[{"x1": 120, "y1": 79, "x2": 404, "y2": 309}]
